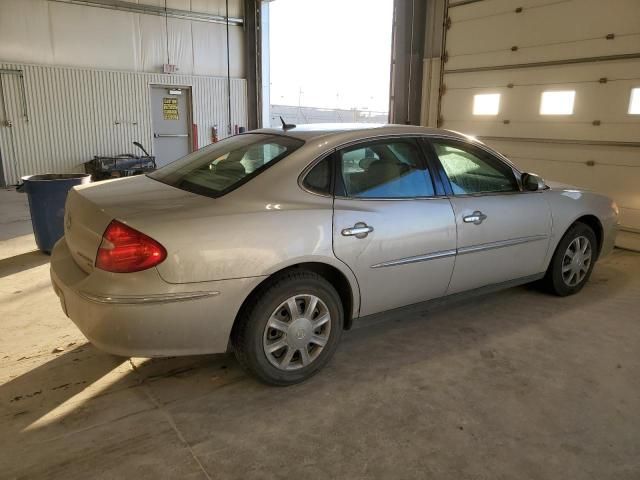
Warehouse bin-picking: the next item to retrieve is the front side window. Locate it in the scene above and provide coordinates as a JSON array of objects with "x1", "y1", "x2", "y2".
[
  {"x1": 431, "y1": 141, "x2": 518, "y2": 195},
  {"x1": 338, "y1": 139, "x2": 434, "y2": 198},
  {"x1": 149, "y1": 134, "x2": 304, "y2": 198}
]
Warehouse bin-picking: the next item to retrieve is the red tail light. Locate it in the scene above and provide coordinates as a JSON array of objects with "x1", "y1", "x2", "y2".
[{"x1": 96, "y1": 220, "x2": 167, "y2": 273}]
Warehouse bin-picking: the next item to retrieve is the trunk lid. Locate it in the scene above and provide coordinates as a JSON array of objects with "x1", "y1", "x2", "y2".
[{"x1": 63, "y1": 175, "x2": 210, "y2": 273}]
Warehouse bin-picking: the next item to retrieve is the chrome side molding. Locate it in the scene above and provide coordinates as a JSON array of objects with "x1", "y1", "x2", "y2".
[
  {"x1": 371, "y1": 249, "x2": 457, "y2": 269},
  {"x1": 370, "y1": 234, "x2": 548, "y2": 269},
  {"x1": 457, "y1": 235, "x2": 548, "y2": 256},
  {"x1": 79, "y1": 290, "x2": 220, "y2": 305}
]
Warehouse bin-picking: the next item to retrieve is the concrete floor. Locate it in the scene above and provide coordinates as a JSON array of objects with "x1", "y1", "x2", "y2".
[{"x1": 1, "y1": 187, "x2": 639, "y2": 480}]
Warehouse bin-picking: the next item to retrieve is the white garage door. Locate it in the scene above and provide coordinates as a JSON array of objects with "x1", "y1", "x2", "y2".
[{"x1": 439, "y1": 0, "x2": 640, "y2": 250}]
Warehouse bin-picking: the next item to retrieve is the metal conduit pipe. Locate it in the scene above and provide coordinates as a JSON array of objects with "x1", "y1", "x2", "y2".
[{"x1": 48, "y1": 0, "x2": 244, "y2": 26}]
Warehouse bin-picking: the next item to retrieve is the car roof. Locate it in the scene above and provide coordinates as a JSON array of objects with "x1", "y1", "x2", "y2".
[
  {"x1": 250, "y1": 123, "x2": 471, "y2": 142},
  {"x1": 248, "y1": 123, "x2": 524, "y2": 175}
]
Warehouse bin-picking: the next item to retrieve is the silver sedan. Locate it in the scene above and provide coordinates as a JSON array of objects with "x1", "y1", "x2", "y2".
[{"x1": 50, "y1": 124, "x2": 618, "y2": 385}]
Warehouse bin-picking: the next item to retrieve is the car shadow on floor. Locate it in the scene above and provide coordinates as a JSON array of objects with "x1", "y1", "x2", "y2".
[
  {"x1": 0, "y1": 250, "x2": 49, "y2": 279},
  {"x1": 0, "y1": 343, "x2": 236, "y2": 438}
]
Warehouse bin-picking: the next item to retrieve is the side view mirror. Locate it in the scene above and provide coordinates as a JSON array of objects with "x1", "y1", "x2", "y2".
[{"x1": 522, "y1": 172, "x2": 546, "y2": 191}]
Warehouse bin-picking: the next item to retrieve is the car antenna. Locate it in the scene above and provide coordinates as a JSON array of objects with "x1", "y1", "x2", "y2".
[{"x1": 280, "y1": 116, "x2": 296, "y2": 131}]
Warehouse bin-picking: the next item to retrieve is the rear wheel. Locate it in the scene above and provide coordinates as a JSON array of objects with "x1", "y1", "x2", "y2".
[
  {"x1": 543, "y1": 222, "x2": 597, "y2": 296},
  {"x1": 232, "y1": 271, "x2": 343, "y2": 385}
]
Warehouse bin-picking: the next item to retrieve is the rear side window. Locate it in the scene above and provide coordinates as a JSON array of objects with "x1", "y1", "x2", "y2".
[
  {"x1": 431, "y1": 141, "x2": 518, "y2": 194},
  {"x1": 338, "y1": 139, "x2": 434, "y2": 198},
  {"x1": 149, "y1": 134, "x2": 304, "y2": 198},
  {"x1": 303, "y1": 157, "x2": 332, "y2": 195}
]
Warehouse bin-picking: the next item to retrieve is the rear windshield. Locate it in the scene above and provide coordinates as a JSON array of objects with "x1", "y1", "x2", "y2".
[{"x1": 148, "y1": 133, "x2": 304, "y2": 198}]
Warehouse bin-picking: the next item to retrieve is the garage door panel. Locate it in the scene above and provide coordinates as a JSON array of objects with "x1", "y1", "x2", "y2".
[
  {"x1": 443, "y1": 59, "x2": 640, "y2": 89},
  {"x1": 441, "y1": 61, "x2": 640, "y2": 143},
  {"x1": 501, "y1": 153, "x2": 595, "y2": 188},
  {"x1": 442, "y1": 119, "x2": 639, "y2": 144},
  {"x1": 482, "y1": 139, "x2": 640, "y2": 232},
  {"x1": 448, "y1": 0, "x2": 584, "y2": 22},
  {"x1": 446, "y1": 36, "x2": 640, "y2": 71},
  {"x1": 439, "y1": 0, "x2": 640, "y2": 242},
  {"x1": 595, "y1": 169, "x2": 640, "y2": 218},
  {"x1": 511, "y1": 158, "x2": 640, "y2": 230},
  {"x1": 484, "y1": 140, "x2": 640, "y2": 169},
  {"x1": 503, "y1": 157, "x2": 640, "y2": 232},
  {"x1": 441, "y1": 81, "x2": 640, "y2": 142},
  {"x1": 447, "y1": 0, "x2": 640, "y2": 70},
  {"x1": 618, "y1": 208, "x2": 640, "y2": 235}
]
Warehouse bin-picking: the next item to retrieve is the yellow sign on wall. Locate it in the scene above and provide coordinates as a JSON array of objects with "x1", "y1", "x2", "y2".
[{"x1": 163, "y1": 97, "x2": 179, "y2": 120}]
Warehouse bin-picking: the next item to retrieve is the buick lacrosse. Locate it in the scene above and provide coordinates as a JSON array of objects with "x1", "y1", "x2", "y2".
[{"x1": 50, "y1": 124, "x2": 618, "y2": 385}]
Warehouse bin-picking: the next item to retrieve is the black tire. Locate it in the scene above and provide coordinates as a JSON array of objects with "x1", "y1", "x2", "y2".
[
  {"x1": 542, "y1": 222, "x2": 597, "y2": 296},
  {"x1": 232, "y1": 270, "x2": 344, "y2": 386}
]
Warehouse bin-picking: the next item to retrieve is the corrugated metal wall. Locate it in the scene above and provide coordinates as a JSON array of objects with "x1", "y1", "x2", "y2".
[{"x1": 0, "y1": 62, "x2": 247, "y2": 186}]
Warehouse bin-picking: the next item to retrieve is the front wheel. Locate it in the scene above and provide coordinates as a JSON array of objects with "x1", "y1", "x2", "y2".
[
  {"x1": 543, "y1": 222, "x2": 597, "y2": 296},
  {"x1": 232, "y1": 271, "x2": 343, "y2": 385}
]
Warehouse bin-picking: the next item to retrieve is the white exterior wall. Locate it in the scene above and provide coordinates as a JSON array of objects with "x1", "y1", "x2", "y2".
[
  {"x1": 437, "y1": 0, "x2": 640, "y2": 250},
  {"x1": 0, "y1": 62, "x2": 247, "y2": 185}
]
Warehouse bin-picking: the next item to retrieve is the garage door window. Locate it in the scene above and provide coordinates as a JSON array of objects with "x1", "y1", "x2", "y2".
[
  {"x1": 431, "y1": 141, "x2": 518, "y2": 195},
  {"x1": 473, "y1": 93, "x2": 501, "y2": 115},
  {"x1": 629, "y1": 88, "x2": 640, "y2": 114},
  {"x1": 540, "y1": 90, "x2": 575, "y2": 115},
  {"x1": 338, "y1": 140, "x2": 434, "y2": 198}
]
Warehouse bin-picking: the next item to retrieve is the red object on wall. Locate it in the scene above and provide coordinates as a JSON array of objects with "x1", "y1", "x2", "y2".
[
  {"x1": 192, "y1": 124, "x2": 198, "y2": 151},
  {"x1": 212, "y1": 125, "x2": 219, "y2": 143}
]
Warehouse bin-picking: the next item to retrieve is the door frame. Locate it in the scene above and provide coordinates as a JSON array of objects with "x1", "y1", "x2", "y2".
[
  {"x1": 148, "y1": 84, "x2": 194, "y2": 157},
  {"x1": 299, "y1": 132, "x2": 530, "y2": 199}
]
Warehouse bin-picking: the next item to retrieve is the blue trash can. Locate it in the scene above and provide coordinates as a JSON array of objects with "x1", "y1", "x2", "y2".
[{"x1": 20, "y1": 173, "x2": 92, "y2": 254}]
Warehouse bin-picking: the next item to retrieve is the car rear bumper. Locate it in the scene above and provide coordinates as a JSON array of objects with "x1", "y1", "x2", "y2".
[{"x1": 50, "y1": 238, "x2": 264, "y2": 357}]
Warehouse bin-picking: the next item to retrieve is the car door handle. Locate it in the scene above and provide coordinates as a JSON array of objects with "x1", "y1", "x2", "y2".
[
  {"x1": 463, "y1": 211, "x2": 487, "y2": 225},
  {"x1": 341, "y1": 222, "x2": 374, "y2": 238}
]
